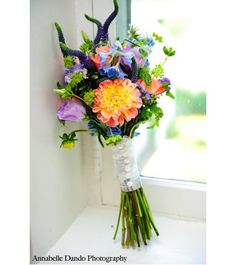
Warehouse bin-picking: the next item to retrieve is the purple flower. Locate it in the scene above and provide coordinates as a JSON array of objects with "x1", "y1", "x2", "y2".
[
  {"x1": 122, "y1": 47, "x2": 142, "y2": 66},
  {"x1": 121, "y1": 47, "x2": 149, "y2": 68},
  {"x1": 159, "y1": 77, "x2": 171, "y2": 85},
  {"x1": 137, "y1": 82, "x2": 151, "y2": 100},
  {"x1": 145, "y1": 93, "x2": 151, "y2": 100},
  {"x1": 57, "y1": 100, "x2": 86, "y2": 121},
  {"x1": 64, "y1": 64, "x2": 85, "y2": 83}
]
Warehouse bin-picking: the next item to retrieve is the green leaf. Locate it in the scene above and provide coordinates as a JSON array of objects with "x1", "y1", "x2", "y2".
[
  {"x1": 64, "y1": 56, "x2": 75, "y2": 68},
  {"x1": 70, "y1": 72, "x2": 84, "y2": 87},
  {"x1": 152, "y1": 32, "x2": 163, "y2": 42},
  {"x1": 166, "y1": 91, "x2": 175, "y2": 99},
  {"x1": 139, "y1": 48, "x2": 148, "y2": 58},
  {"x1": 57, "y1": 81, "x2": 62, "y2": 88},
  {"x1": 163, "y1": 46, "x2": 176, "y2": 57},
  {"x1": 144, "y1": 74, "x2": 152, "y2": 86},
  {"x1": 53, "y1": 88, "x2": 65, "y2": 96},
  {"x1": 59, "y1": 119, "x2": 66, "y2": 126},
  {"x1": 70, "y1": 132, "x2": 76, "y2": 139},
  {"x1": 138, "y1": 67, "x2": 152, "y2": 86},
  {"x1": 81, "y1": 30, "x2": 92, "y2": 44},
  {"x1": 128, "y1": 25, "x2": 141, "y2": 40}
]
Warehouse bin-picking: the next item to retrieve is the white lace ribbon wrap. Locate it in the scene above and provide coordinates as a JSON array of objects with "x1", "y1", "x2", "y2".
[{"x1": 111, "y1": 136, "x2": 142, "y2": 192}]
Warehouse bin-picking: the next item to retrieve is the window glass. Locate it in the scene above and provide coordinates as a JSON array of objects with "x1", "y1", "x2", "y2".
[{"x1": 131, "y1": 0, "x2": 207, "y2": 183}]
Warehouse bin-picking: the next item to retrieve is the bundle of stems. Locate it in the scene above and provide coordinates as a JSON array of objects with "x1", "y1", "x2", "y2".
[{"x1": 113, "y1": 187, "x2": 159, "y2": 247}]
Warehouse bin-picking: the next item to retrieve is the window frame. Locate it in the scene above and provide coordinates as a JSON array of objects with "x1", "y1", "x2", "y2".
[{"x1": 92, "y1": 0, "x2": 206, "y2": 221}]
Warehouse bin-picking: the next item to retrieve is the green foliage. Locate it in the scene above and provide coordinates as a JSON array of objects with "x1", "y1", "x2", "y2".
[
  {"x1": 139, "y1": 48, "x2": 148, "y2": 58},
  {"x1": 152, "y1": 32, "x2": 163, "y2": 42},
  {"x1": 80, "y1": 30, "x2": 94, "y2": 54},
  {"x1": 59, "y1": 42, "x2": 70, "y2": 53},
  {"x1": 166, "y1": 91, "x2": 175, "y2": 99},
  {"x1": 59, "y1": 132, "x2": 78, "y2": 148},
  {"x1": 151, "y1": 64, "x2": 164, "y2": 78},
  {"x1": 146, "y1": 104, "x2": 164, "y2": 129},
  {"x1": 128, "y1": 25, "x2": 141, "y2": 40},
  {"x1": 83, "y1": 90, "x2": 95, "y2": 106},
  {"x1": 70, "y1": 72, "x2": 84, "y2": 87},
  {"x1": 81, "y1": 30, "x2": 92, "y2": 43},
  {"x1": 138, "y1": 67, "x2": 151, "y2": 86},
  {"x1": 163, "y1": 46, "x2": 176, "y2": 57},
  {"x1": 63, "y1": 56, "x2": 75, "y2": 68},
  {"x1": 138, "y1": 103, "x2": 164, "y2": 129},
  {"x1": 53, "y1": 84, "x2": 73, "y2": 100},
  {"x1": 141, "y1": 94, "x2": 156, "y2": 106},
  {"x1": 56, "y1": 81, "x2": 63, "y2": 89},
  {"x1": 59, "y1": 119, "x2": 66, "y2": 126},
  {"x1": 105, "y1": 135, "x2": 122, "y2": 145}
]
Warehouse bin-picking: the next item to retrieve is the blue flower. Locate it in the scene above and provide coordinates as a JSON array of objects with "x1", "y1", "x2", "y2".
[
  {"x1": 107, "y1": 127, "x2": 121, "y2": 136},
  {"x1": 134, "y1": 131, "x2": 140, "y2": 137},
  {"x1": 100, "y1": 54, "x2": 109, "y2": 64},
  {"x1": 99, "y1": 68, "x2": 106, "y2": 76},
  {"x1": 144, "y1": 59, "x2": 150, "y2": 67},
  {"x1": 88, "y1": 120, "x2": 97, "y2": 130},
  {"x1": 107, "y1": 67, "x2": 119, "y2": 78},
  {"x1": 88, "y1": 120, "x2": 97, "y2": 136},
  {"x1": 146, "y1": 37, "x2": 155, "y2": 47},
  {"x1": 106, "y1": 65, "x2": 127, "y2": 79}
]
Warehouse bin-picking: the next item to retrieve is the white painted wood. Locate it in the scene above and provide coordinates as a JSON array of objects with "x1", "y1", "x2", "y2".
[
  {"x1": 41, "y1": 206, "x2": 206, "y2": 264},
  {"x1": 30, "y1": 0, "x2": 93, "y2": 258}
]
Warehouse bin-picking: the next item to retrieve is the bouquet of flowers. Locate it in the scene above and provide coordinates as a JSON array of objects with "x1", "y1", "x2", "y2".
[{"x1": 53, "y1": 0, "x2": 175, "y2": 247}]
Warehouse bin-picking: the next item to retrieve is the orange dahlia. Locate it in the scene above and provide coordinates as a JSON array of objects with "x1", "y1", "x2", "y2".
[{"x1": 92, "y1": 79, "x2": 142, "y2": 127}]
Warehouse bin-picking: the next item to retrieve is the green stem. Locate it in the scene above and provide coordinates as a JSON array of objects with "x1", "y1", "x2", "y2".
[
  {"x1": 134, "y1": 191, "x2": 147, "y2": 245},
  {"x1": 97, "y1": 133, "x2": 104, "y2": 147},
  {"x1": 72, "y1": 93, "x2": 89, "y2": 106},
  {"x1": 121, "y1": 193, "x2": 126, "y2": 246},
  {"x1": 134, "y1": 192, "x2": 142, "y2": 217},
  {"x1": 136, "y1": 190, "x2": 152, "y2": 240},
  {"x1": 137, "y1": 189, "x2": 159, "y2": 237},
  {"x1": 69, "y1": 129, "x2": 97, "y2": 134},
  {"x1": 161, "y1": 56, "x2": 168, "y2": 66},
  {"x1": 124, "y1": 39, "x2": 141, "y2": 47},
  {"x1": 130, "y1": 192, "x2": 140, "y2": 247},
  {"x1": 125, "y1": 193, "x2": 136, "y2": 244},
  {"x1": 124, "y1": 202, "x2": 131, "y2": 246},
  {"x1": 113, "y1": 192, "x2": 124, "y2": 240},
  {"x1": 129, "y1": 121, "x2": 142, "y2": 138}
]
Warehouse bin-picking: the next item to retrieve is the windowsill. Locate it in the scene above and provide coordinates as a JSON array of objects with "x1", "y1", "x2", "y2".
[
  {"x1": 141, "y1": 176, "x2": 206, "y2": 192},
  {"x1": 40, "y1": 206, "x2": 206, "y2": 264}
]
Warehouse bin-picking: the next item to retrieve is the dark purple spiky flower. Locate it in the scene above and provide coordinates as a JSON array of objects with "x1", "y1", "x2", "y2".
[
  {"x1": 54, "y1": 22, "x2": 68, "y2": 57},
  {"x1": 84, "y1": 0, "x2": 119, "y2": 45},
  {"x1": 54, "y1": 0, "x2": 119, "y2": 69}
]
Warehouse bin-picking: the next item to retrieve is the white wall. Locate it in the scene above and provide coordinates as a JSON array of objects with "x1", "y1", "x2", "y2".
[{"x1": 30, "y1": 0, "x2": 94, "y2": 259}]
